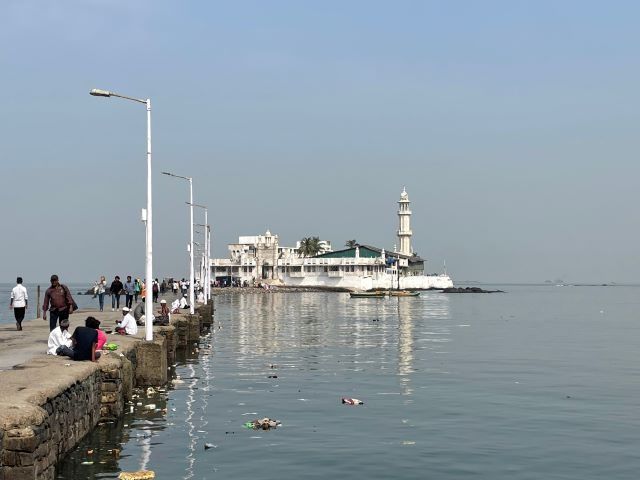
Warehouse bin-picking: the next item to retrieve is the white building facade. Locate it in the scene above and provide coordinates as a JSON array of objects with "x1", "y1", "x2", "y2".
[{"x1": 210, "y1": 189, "x2": 453, "y2": 290}]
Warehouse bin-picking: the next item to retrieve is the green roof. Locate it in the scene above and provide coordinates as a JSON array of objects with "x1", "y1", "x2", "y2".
[{"x1": 316, "y1": 246, "x2": 381, "y2": 259}]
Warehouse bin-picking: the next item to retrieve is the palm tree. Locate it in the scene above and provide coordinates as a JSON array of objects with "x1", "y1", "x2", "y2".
[
  {"x1": 298, "y1": 236, "x2": 322, "y2": 257},
  {"x1": 345, "y1": 239, "x2": 357, "y2": 248}
]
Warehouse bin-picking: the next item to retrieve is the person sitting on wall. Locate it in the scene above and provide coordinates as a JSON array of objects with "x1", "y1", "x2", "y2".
[
  {"x1": 56, "y1": 317, "x2": 101, "y2": 362},
  {"x1": 133, "y1": 302, "x2": 145, "y2": 326},
  {"x1": 47, "y1": 317, "x2": 72, "y2": 355},
  {"x1": 171, "y1": 298, "x2": 181, "y2": 314},
  {"x1": 153, "y1": 299, "x2": 170, "y2": 326},
  {"x1": 116, "y1": 306, "x2": 138, "y2": 335},
  {"x1": 86, "y1": 316, "x2": 107, "y2": 350},
  {"x1": 179, "y1": 294, "x2": 190, "y2": 309}
]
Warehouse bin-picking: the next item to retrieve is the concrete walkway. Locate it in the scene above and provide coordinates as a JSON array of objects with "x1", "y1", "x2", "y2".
[{"x1": 0, "y1": 307, "x2": 150, "y2": 372}]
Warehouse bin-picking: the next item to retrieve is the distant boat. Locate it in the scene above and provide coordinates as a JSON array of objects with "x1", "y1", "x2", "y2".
[
  {"x1": 349, "y1": 291, "x2": 386, "y2": 298},
  {"x1": 389, "y1": 291, "x2": 420, "y2": 297}
]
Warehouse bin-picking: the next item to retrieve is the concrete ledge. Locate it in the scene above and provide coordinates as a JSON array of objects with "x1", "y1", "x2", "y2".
[
  {"x1": 0, "y1": 308, "x2": 211, "y2": 479},
  {"x1": 135, "y1": 337, "x2": 167, "y2": 386}
]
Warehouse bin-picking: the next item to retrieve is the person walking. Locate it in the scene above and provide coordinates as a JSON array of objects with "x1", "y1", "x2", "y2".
[
  {"x1": 10, "y1": 276, "x2": 28, "y2": 331},
  {"x1": 110, "y1": 275, "x2": 123, "y2": 311},
  {"x1": 124, "y1": 275, "x2": 135, "y2": 309},
  {"x1": 42, "y1": 274, "x2": 75, "y2": 331},
  {"x1": 95, "y1": 275, "x2": 107, "y2": 312},
  {"x1": 152, "y1": 278, "x2": 159, "y2": 303},
  {"x1": 134, "y1": 278, "x2": 142, "y2": 303}
]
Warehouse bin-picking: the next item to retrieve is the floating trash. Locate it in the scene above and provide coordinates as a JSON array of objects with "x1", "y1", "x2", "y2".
[
  {"x1": 341, "y1": 397, "x2": 364, "y2": 405},
  {"x1": 118, "y1": 471, "x2": 155, "y2": 480},
  {"x1": 243, "y1": 417, "x2": 281, "y2": 430},
  {"x1": 204, "y1": 443, "x2": 217, "y2": 450}
]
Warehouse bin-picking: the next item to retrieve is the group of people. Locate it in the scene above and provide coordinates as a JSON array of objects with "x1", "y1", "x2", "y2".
[{"x1": 95, "y1": 275, "x2": 163, "y2": 312}]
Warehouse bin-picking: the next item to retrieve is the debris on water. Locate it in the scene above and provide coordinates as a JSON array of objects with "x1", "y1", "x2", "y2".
[
  {"x1": 225, "y1": 431, "x2": 235, "y2": 434},
  {"x1": 341, "y1": 397, "x2": 364, "y2": 405},
  {"x1": 402, "y1": 440, "x2": 416, "y2": 445},
  {"x1": 243, "y1": 417, "x2": 281, "y2": 430},
  {"x1": 269, "y1": 364, "x2": 277, "y2": 369},
  {"x1": 204, "y1": 443, "x2": 217, "y2": 450},
  {"x1": 118, "y1": 471, "x2": 155, "y2": 480},
  {"x1": 267, "y1": 375, "x2": 278, "y2": 378}
]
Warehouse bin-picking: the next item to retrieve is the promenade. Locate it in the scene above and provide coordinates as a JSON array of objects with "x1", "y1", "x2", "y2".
[
  {"x1": 0, "y1": 308, "x2": 132, "y2": 372},
  {"x1": 0, "y1": 298, "x2": 213, "y2": 479}
]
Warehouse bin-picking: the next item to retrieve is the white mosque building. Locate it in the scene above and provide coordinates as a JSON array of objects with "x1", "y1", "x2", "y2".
[{"x1": 210, "y1": 188, "x2": 454, "y2": 290}]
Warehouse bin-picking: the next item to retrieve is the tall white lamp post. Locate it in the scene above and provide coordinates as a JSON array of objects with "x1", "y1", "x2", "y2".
[
  {"x1": 194, "y1": 207, "x2": 210, "y2": 303},
  {"x1": 162, "y1": 172, "x2": 195, "y2": 314},
  {"x1": 90, "y1": 88, "x2": 154, "y2": 341}
]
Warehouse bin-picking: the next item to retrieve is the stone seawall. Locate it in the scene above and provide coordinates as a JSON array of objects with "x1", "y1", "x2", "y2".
[{"x1": 0, "y1": 303, "x2": 213, "y2": 480}]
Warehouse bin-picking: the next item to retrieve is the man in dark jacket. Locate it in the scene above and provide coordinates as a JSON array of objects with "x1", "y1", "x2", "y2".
[
  {"x1": 42, "y1": 274, "x2": 75, "y2": 331},
  {"x1": 110, "y1": 276, "x2": 124, "y2": 311}
]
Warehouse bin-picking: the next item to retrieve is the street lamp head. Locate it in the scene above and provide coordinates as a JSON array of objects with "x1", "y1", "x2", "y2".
[{"x1": 90, "y1": 88, "x2": 111, "y2": 97}]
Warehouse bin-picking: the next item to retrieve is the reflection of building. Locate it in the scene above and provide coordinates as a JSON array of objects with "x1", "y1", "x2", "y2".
[{"x1": 211, "y1": 189, "x2": 454, "y2": 289}]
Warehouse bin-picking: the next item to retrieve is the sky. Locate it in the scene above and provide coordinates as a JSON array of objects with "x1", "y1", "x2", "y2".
[{"x1": 1, "y1": 0, "x2": 639, "y2": 284}]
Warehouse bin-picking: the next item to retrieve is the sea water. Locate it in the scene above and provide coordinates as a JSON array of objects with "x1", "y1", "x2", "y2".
[{"x1": 57, "y1": 285, "x2": 640, "y2": 479}]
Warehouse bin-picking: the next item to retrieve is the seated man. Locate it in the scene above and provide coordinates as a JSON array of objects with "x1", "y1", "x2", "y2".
[
  {"x1": 179, "y1": 294, "x2": 190, "y2": 309},
  {"x1": 154, "y1": 299, "x2": 170, "y2": 326},
  {"x1": 47, "y1": 317, "x2": 72, "y2": 355},
  {"x1": 56, "y1": 317, "x2": 101, "y2": 362},
  {"x1": 133, "y1": 302, "x2": 145, "y2": 326},
  {"x1": 116, "y1": 306, "x2": 138, "y2": 335},
  {"x1": 171, "y1": 298, "x2": 181, "y2": 314}
]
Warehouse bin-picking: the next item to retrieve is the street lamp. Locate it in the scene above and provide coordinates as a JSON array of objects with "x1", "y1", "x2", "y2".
[
  {"x1": 190, "y1": 202, "x2": 210, "y2": 303},
  {"x1": 195, "y1": 221, "x2": 210, "y2": 304},
  {"x1": 90, "y1": 88, "x2": 154, "y2": 342},
  {"x1": 162, "y1": 171, "x2": 195, "y2": 314}
]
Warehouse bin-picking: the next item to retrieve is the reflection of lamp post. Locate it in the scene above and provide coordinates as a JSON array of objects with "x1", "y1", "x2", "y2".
[
  {"x1": 90, "y1": 88, "x2": 153, "y2": 341},
  {"x1": 162, "y1": 172, "x2": 195, "y2": 314}
]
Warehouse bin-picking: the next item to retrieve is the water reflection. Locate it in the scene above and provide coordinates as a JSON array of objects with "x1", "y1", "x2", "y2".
[{"x1": 58, "y1": 291, "x2": 454, "y2": 479}]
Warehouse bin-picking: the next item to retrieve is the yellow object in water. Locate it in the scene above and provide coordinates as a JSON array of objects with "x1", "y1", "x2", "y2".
[{"x1": 118, "y1": 471, "x2": 155, "y2": 480}]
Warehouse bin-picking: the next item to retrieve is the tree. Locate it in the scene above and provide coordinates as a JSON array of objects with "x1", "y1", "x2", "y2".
[
  {"x1": 298, "y1": 236, "x2": 322, "y2": 257},
  {"x1": 345, "y1": 239, "x2": 357, "y2": 248}
]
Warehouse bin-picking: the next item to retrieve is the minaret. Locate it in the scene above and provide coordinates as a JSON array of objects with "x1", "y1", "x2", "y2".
[{"x1": 397, "y1": 187, "x2": 412, "y2": 255}]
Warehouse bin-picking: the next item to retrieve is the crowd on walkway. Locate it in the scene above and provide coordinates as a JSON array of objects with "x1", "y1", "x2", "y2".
[{"x1": 6, "y1": 272, "x2": 209, "y2": 364}]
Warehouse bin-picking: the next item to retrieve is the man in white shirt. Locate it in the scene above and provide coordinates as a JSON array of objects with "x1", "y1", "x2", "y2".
[
  {"x1": 116, "y1": 306, "x2": 138, "y2": 335},
  {"x1": 10, "y1": 277, "x2": 28, "y2": 331},
  {"x1": 179, "y1": 294, "x2": 190, "y2": 309},
  {"x1": 47, "y1": 318, "x2": 72, "y2": 354}
]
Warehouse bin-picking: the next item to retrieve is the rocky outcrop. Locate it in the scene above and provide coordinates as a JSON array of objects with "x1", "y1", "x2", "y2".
[{"x1": 440, "y1": 287, "x2": 504, "y2": 293}]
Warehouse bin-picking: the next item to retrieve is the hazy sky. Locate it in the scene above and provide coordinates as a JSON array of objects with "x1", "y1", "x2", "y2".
[{"x1": 1, "y1": 1, "x2": 638, "y2": 284}]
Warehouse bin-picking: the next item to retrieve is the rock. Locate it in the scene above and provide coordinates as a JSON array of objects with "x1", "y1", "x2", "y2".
[{"x1": 440, "y1": 287, "x2": 504, "y2": 293}]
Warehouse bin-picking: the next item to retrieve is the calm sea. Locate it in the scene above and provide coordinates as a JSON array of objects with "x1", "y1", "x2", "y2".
[
  {"x1": 56, "y1": 285, "x2": 640, "y2": 479},
  {"x1": 0, "y1": 282, "x2": 100, "y2": 324}
]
